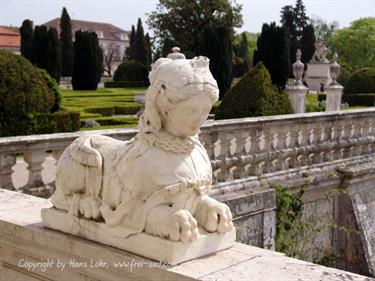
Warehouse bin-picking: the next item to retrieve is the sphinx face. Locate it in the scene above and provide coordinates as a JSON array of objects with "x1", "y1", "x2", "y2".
[{"x1": 162, "y1": 93, "x2": 213, "y2": 137}]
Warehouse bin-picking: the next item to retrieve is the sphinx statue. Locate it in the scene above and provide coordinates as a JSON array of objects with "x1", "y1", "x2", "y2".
[{"x1": 42, "y1": 51, "x2": 235, "y2": 264}]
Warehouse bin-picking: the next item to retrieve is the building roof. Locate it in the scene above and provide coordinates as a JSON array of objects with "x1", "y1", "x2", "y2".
[
  {"x1": 0, "y1": 26, "x2": 20, "y2": 47},
  {"x1": 43, "y1": 18, "x2": 129, "y2": 42}
]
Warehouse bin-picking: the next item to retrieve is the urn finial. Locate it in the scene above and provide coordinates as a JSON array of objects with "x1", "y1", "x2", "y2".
[{"x1": 167, "y1": 47, "x2": 186, "y2": 60}]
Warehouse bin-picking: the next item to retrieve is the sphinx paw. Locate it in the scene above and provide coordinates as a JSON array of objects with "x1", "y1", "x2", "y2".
[
  {"x1": 79, "y1": 196, "x2": 101, "y2": 219},
  {"x1": 169, "y1": 210, "x2": 199, "y2": 242}
]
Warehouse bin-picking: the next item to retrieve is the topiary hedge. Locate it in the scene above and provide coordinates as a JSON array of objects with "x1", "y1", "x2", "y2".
[
  {"x1": 343, "y1": 93, "x2": 375, "y2": 106},
  {"x1": 38, "y1": 69, "x2": 61, "y2": 113},
  {"x1": 105, "y1": 81, "x2": 149, "y2": 88},
  {"x1": 113, "y1": 60, "x2": 149, "y2": 83},
  {"x1": 0, "y1": 49, "x2": 54, "y2": 136},
  {"x1": 344, "y1": 67, "x2": 375, "y2": 95},
  {"x1": 215, "y1": 62, "x2": 291, "y2": 119}
]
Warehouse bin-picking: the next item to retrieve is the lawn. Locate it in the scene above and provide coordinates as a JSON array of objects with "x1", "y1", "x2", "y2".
[{"x1": 61, "y1": 87, "x2": 146, "y2": 130}]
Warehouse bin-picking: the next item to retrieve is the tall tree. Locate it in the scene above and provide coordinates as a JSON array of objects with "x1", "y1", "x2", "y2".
[
  {"x1": 46, "y1": 28, "x2": 61, "y2": 82},
  {"x1": 329, "y1": 18, "x2": 375, "y2": 84},
  {"x1": 72, "y1": 31, "x2": 103, "y2": 90},
  {"x1": 145, "y1": 33, "x2": 152, "y2": 68},
  {"x1": 134, "y1": 18, "x2": 148, "y2": 66},
  {"x1": 147, "y1": 0, "x2": 243, "y2": 58},
  {"x1": 293, "y1": 0, "x2": 308, "y2": 41},
  {"x1": 201, "y1": 25, "x2": 232, "y2": 99},
  {"x1": 281, "y1": 0, "x2": 312, "y2": 67},
  {"x1": 60, "y1": 7, "x2": 74, "y2": 77},
  {"x1": 19, "y1": 19, "x2": 34, "y2": 62},
  {"x1": 253, "y1": 22, "x2": 290, "y2": 88},
  {"x1": 301, "y1": 24, "x2": 316, "y2": 64},
  {"x1": 125, "y1": 25, "x2": 136, "y2": 60},
  {"x1": 31, "y1": 25, "x2": 48, "y2": 69},
  {"x1": 233, "y1": 32, "x2": 251, "y2": 77}
]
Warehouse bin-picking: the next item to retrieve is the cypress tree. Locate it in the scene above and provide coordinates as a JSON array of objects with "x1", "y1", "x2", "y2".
[
  {"x1": 253, "y1": 22, "x2": 290, "y2": 88},
  {"x1": 60, "y1": 7, "x2": 74, "y2": 77},
  {"x1": 134, "y1": 18, "x2": 148, "y2": 66},
  {"x1": 239, "y1": 33, "x2": 250, "y2": 74},
  {"x1": 125, "y1": 25, "x2": 136, "y2": 60},
  {"x1": 46, "y1": 28, "x2": 61, "y2": 82},
  {"x1": 19, "y1": 19, "x2": 34, "y2": 62},
  {"x1": 301, "y1": 24, "x2": 316, "y2": 64},
  {"x1": 72, "y1": 31, "x2": 103, "y2": 90},
  {"x1": 201, "y1": 25, "x2": 232, "y2": 100},
  {"x1": 145, "y1": 33, "x2": 152, "y2": 68},
  {"x1": 31, "y1": 25, "x2": 48, "y2": 69},
  {"x1": 281, "y1": 0, "x2": 309, "y2": 73}
]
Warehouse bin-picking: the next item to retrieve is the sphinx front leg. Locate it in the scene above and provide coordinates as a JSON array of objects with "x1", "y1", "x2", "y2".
[
  {"x1": 145, "y1": 205, "x2": 199, "y2": 242},
  {"x1": 195, "y1": 195, "x2": 233, "y2": 233}
]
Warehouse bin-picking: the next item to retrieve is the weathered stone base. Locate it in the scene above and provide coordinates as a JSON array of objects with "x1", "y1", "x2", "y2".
[
  {"x1": 1, "y1": 189, "x2": 372, "y2": 281},
  {"x1": 41, "y1": 207, "x2": 236, "y2": 265}
]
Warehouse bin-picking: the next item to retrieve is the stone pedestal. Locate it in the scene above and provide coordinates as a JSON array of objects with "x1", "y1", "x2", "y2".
[
  {"x1": 286, "y1": 85, "x2": 308, "y2": 113},
  {"x1": 0, "y1": 190, "x2": 372, "y2": 281},
  {"x1": 306, "y1": 63, "x2": 332, "y2": 92},
  {"x1": 325, "y1": 84, "x2": 344, "y2": 111}
]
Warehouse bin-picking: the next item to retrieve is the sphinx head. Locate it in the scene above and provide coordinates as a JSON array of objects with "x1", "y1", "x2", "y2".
[{"x1": 139, "y1": 56, "x2": 219, "y2": 137}]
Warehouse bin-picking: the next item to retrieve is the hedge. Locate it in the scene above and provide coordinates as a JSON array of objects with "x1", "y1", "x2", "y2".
[
  {"x1": 344, "y1": 67, "x2": 375, "y2": 95},
  {"x1": 343, "y1": 93, "x2": 375, "y2": 107},
  {"x1": 85, "y1": 105, "x2": 141, "y2": 117},
  {"x1": 104, "y1": 81, "x2": 149, "y2": 88}
]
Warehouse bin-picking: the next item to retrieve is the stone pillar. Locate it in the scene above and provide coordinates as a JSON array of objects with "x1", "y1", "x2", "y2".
[
  {"x1": 286, "y1": 49, "x2": 308, "y2": 113},
  {"x1": 326, "y1": 53, "x2": 343, "y2": 112}
]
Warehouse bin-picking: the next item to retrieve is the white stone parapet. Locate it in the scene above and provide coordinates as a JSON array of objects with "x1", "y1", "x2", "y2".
[
  {"x1": 0, "y1": 189, "x2": 372, "y2": 281},
  {"x1": 2, "y1": 108, "x2": 375, "y2": 196}
]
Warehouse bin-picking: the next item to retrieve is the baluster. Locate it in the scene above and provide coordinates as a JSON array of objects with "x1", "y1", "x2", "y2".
[
  {"x1": 352, "y1": 121, "x2": 362, "y2": 156},
  {"x1": 290, "y1": 125, "x2": 300, "y2": 168},
  {"x1": 22, "y1": 150, "x2": 46, "y2": 194},
  {"x1": 342, "y1": 121, "x2": 352, "y2": 158},
  {"x1": 262, "y1": 127, "x2": 271, "y2": 173},
  {"x1": 48, "y1": 149, "x2": 64, "y2": 192},
  {"x1": 250, "y1": 127, "x2": 262, "y2": 175},
  {"x1": 276, "y1": 126, "x2": 287, "y2": 171},
  {"x1": 233, "y1": 130, "x2": 246, "y2": 179},
  {"x1": 216, "y1": 131, "x2": 229, "y2": 182},
  {"x1": 0, "y1": 154, "x2": 16, "y2": 190},
  {"x1": 299, "y1": 123, "x2": 309, "y2": 166}
]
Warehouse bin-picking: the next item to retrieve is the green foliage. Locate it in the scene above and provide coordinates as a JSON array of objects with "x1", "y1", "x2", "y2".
[
  {"x1": 60, "y1": 7, "x2": 74, "y2": 77},
  {"x1": 125, "y1": 19, "x2": 152, "y2": 68},
  {"x1": 306, "y1": 94, "x2": 325, "y2": 112},
  {"x1": 113, "y1": 60, "x2": 148, "y2": 82},
  {"x1": 233, "y1": 32, "x2": 252, "y2": 78},
  {"x1": 329, "y1": 18, "x2": 375, "y2": 82},
  {"x1": 281, "y1": 0, "x2": 313, "y2": 66},
  {"x1": 344, "y1": 67, "x2": 375, "y2": 95},
  {"x1": 201, "y1": 25, "x2": 232, "y2": 99},
  {"x1": 60, "y1": 87, "x2": 145, "y2": 120},
  {"x1": 310, "y1": 16, "x2": 339, "y2": 43},
  {"x1": 253, "y1": 22, "x2": 290, "y2": 88},
  {"x1": 343, "y1": 93, "x2": 375, "y2": 107},
  {"x1": 125, "y1": 25, "x2": 136, "y2": 60},
  {"x1": 38, "y1": 69, "x2": 61, "y2": 113},
  {"x1": 46, "y1": 28, "x2": 61, "y2": 82},
  {"x1": 147, "y1": 0, "x2": 243, "y2": 58},
  {"x1": 31, "y1": 25, "x2": 48, "y2": 69},
  {"x1": 0, "y1": 49, "x2": 55, "y2": 136},
  {"x1": 105, "y1": 81, "x2": 149, "y2": 88},
  {"x1": 20, "y1": 19, "x2": 34, "y2": 61},
  {"x1": 215, "y1": 62, "x2": 291, "y2": 119},
  {"x1": 301, "y1": 24, "x2": 316, "y2": 64},
  {"x1": 274, "y1": 183, "x2": 308, "y2": 256},
  {"x1": 85, "y1": 107, "x2": 115, "y2": 117},
  {"x1": 72, "y1": 31, "x2": 103, "y2": 90}
]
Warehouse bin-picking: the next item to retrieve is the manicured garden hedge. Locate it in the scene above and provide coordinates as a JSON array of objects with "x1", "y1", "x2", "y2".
[
  {"x1": 105, "y1": 81, "x2": 149, "y2": 88},
  {"x1": 342, "y1": 93, "x2": 375, "y2": 107}
]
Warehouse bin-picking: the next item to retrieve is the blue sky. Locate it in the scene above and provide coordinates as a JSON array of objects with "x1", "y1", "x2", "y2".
[{"x1": 0, "y1": 0, "x2": 374, "y2": 33}]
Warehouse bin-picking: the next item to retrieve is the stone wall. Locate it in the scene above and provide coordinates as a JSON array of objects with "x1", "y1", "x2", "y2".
[{"x1": 0, "y1": 190, "x2": 372, "y2": 281}]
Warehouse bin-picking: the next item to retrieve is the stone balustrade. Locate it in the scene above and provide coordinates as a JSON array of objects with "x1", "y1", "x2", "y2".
[{"x1": 2, "y1": 108, "x2": 375, "y2": 196}]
